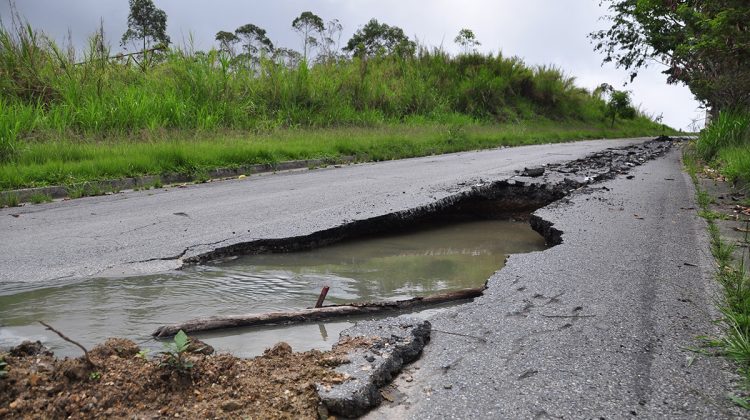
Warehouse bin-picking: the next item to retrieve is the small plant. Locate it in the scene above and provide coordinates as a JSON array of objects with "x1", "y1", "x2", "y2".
[
  {"x1": 66, "y1": 184, "x2": 86, "y2": 199},
  {"x1": 89, "y1": 371, "x2": 102, "y2": 381},
  {"x1": 136, "y1": 349, "x2": 150, "y2": 360},
  {"x1": 1, "y1": 193, "x2": 20, "y2": 207},
  {"x1": 193, "y1": 169, "x2": 210, "y2": 183},
  {"x1": 0, "y1": 355, "x2": 8, "y2": 378},
  {"x1": 160, "y1": 330, "x2": 193, "y2": 373},
  {"x1": 29, "y1": 192, "x2": 53, "y2": 204}
]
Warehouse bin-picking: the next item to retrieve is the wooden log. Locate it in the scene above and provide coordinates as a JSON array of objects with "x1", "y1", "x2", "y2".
[{"x1": 152, "y1": 287, "x2": 484, "y2": 338}]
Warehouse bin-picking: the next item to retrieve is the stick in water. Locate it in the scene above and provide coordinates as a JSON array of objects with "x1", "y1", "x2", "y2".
[
  {"x1": 315, "y1": 286, "x2": 330, "y2": 308},
  {"x1": 39, "y1": 321, "x2": 96, "y2": 367}
]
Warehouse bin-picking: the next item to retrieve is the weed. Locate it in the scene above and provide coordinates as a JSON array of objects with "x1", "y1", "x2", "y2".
[
  {"x1": 193, "y1": 169, "x2": 210, "y2": 184},
  {"x1": 159, "y1": 330, "x2": 193, "y2": 374},
  {"x1": 696, "y1": 189, "x2": 712, "y2": 208},
  {"x1": 66, "y1": 183, "x2": 86, "y2": 199},
  {"x1": 699, "y1": 209, "x2": 732, "y2": 221},
  {"x1": 0, "y1": 192, "x2": 19, "y2": 207},
  {"x1": 89, "y1": 371, "x2": 102, "y2": 381},
  {"x1": 29, "y1": 192, "x2": 52, "y2": 204},
  {"x1": 136, "y1": 349, "x2": 150, "y2": 360},
  {"x1": 729, "y1": 394, "x2": 750, "y2": 410}
]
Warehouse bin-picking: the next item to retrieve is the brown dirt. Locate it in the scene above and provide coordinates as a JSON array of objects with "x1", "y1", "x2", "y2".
[{"x1": 0, "y1": 336, "x2": 373, "y2": 419}]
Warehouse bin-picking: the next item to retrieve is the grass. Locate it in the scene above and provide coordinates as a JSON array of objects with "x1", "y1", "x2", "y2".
[
  {"x1": 28, "y1": 192, "x2": 52, "y2": 204},
  {"x1": 0, "y1": 119, "x2": 663, "y2": 191},
  {"x1": 0, "y1": 19, "x2": 669, "y2": 191},
  {"x1": 685, "y1": 149, "x2": 750, "y2": 407},
  {"x1": 0, "y1": 192, "x2": 19, "y2": 207},
  {"x1": 695, "y1": 111, "x2": 750, "y2": 185}
]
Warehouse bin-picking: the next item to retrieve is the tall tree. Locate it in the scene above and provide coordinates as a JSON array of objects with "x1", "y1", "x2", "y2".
[
  {"x1": 344, "y1": 19, "x2": 415, "y2": 58},
  {"x1": 317, "y1": 19, "x2": 344, "y2": 63},
  {"x1": 454, "y1": 28, "x2": 481, "y2": 54},
  {"x1": 590, "y1": 0, "x2": 750, "y2": 114},
  {"x1": 121, "y1": 0, "x2": 170, "y2": 57},
  {"x1": 292, "y1": 11, "x2": 325, "y2": 61},
  {"x1": 235, "y1": 23, "x2": 274, "y2": 60},
  {"x1": 215, "y1": 30, "x2": 239, "y2": 57}
]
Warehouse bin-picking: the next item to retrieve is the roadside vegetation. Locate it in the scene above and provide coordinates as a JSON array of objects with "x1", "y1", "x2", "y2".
[{"x1": 0, "y1": 2, "x2": 667, "y2": 193}]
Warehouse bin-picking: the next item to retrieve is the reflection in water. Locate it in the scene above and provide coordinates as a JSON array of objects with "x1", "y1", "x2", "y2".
[{"x1": 0, "y1": 219, "x2": 546, "y2": 357}]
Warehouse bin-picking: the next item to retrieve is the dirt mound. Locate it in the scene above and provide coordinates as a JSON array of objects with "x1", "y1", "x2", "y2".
[{"x1": 0, "y1": 338, "x2": 351, "y2": 419}]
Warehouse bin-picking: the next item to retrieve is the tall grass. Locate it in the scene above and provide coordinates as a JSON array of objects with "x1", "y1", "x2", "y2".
[
  {"x1": 695, "y1": 111, "x2": 750, "y2": 185},
  {"x1": 0, "y1": 20, "x2": 666, "y2": 188}
]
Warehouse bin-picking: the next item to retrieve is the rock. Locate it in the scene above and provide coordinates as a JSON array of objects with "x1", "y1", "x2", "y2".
[
  {"x1": 221, "y1": 399, "x2": 242, "y2": 412},
  {"x1": 9, "y1": 340, "x2": 53, "y2": 357},
  {"x1": 90, "y1": 338, "x2": 140, "y2": 359},
  {"x1": 264, "y1": 342, "x2": 293, "y2": 357},
  {"x1": 186, "y1": 338, "x2": 214, "y2": 355},
  {"x1": 522, "y1": 167, "x2": 545, "y2": 177},
  {"x1": 317, "y1": 316, "x2": 431, "y2": 418}
]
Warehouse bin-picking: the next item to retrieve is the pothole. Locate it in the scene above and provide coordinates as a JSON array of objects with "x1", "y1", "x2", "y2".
[{"x1": 0, "y1": 139, "x2": 675, "y2": 359}]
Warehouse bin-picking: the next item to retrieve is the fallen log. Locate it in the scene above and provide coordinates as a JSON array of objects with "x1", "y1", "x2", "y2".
[{"x1": 152, "y1": 287, "x2": 484, "y2": 338}]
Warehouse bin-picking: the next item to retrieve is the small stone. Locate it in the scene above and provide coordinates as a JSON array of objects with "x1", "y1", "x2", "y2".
[
  {"x1": 221, "y1": 400, "x2": 242, "y2": 412},
  {"x1": 522, "y1": 167, "x2": 545, "y2": 177},
  {"x1": 443, "y1": 383, "x2": 453, "y2": 390}
]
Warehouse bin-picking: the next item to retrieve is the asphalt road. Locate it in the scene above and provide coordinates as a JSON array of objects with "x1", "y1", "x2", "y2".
[
  {"x1": 0, "y1": 137, "x2": 648, "y2": 290},
  {"x1": 368, "y1": 148, "x2": 742, "y2": 418},
  {"x1": 0, "y1": 137, "x2": 741, "y2": 417}
]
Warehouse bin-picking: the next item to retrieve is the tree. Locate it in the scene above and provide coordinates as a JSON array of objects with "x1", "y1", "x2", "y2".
[
  {"x1": 235, "y1": 23, "x2": 274, "y2": 58},
  {"x1": 215, "y1": 30, "x2": 239, "y2": 57},
  {"x1": 317, "y1": 19, "x2": 344, "y2": 63},
  {"x1": 454, "y1": 28, "x2": 481, "y2": 54},
  {"x1": 273, "y1": 47, "x2": 303, "y2": 69},
  {"x1": 344, "y1": 19, "x2": 415, "y2": 58},
  {"x1": 121, "y1": 0, "x2": 170, "y2": 59},
  {"x1": 596, "y1": 83, "x2": 636, "y2": 127},
  {"x1": 590, "y1": 1, "x2": 750, "y2": 114},
  {"x1": 292, "y1": 11, "x2": 325, "y2": 61}
]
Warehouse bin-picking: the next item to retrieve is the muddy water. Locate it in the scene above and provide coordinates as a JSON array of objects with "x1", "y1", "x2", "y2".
[{"x1": 0, "y1": 220, "x2": 545, "y2": 357}]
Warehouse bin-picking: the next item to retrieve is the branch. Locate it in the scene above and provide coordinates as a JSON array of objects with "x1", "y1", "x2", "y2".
[{"x1": 39, "y1": 321, "x2": 96, "y2": 368}]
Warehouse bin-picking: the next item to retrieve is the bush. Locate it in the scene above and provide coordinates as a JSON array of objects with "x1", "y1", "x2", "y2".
[{"x1": 696, "y1": 111, "x2": 750, "y2": 161}]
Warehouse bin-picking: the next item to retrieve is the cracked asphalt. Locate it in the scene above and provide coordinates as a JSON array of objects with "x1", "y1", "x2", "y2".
[
  {"x1": 1, "y1": 137, "x2": 646, "y2": 290},
  {"x1": 0, "y1": 137, "x2": 741, "y2": 417},
  {"x1": 368, "y1": 147, "x2": 742, "y2": 418}
]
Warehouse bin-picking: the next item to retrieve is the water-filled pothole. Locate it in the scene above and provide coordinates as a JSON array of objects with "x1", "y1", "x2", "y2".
[{"x1": 0, "y1": 218, "x2": 545, "y2": 357}]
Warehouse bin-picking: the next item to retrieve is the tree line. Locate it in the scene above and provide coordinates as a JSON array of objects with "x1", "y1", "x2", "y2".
[{"x1": 121, "y1": 0, "x2": 482, "y2": 67}]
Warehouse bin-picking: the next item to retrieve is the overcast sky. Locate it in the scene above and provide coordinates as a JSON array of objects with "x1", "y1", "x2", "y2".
[{"x1": 1, "y1": 0, "x2": 705, "y2": 130}]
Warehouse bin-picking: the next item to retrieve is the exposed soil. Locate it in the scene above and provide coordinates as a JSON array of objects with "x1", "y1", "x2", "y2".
[{"x1": 0, "y1": 336, "x2": 372, "y2": 419}]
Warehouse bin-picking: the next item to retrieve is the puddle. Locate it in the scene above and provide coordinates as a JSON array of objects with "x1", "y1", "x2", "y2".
[{"x1": 0, "y1": 219, "x2": 545, "y2": 357}]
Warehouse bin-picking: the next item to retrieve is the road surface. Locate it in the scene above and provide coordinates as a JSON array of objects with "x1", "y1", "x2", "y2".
[{"x1": 0, "y1": 137, "x2": 741, "y2": 417}]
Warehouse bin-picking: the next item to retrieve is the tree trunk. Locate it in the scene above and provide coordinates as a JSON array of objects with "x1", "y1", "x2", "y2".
[{"x1": 152, "y1": 287, "x2": 485, "y2": 338}]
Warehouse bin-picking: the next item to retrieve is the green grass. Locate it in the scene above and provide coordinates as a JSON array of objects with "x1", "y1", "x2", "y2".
[
  {"x1": 0, "y1": 192, "x2": 19, "y2": 207},
  {"x1": 0, "y1": 119, "x2": 663, "y2": 191},
  {"x1": 695, "y1": 111, "x2": 750, "y2": 185},
  {"x1": 0, "y1": 19, "x2": 670, "y2": 190},
  {"x1": 28, "y1": 192, "x2": 52, "y2": 204}
]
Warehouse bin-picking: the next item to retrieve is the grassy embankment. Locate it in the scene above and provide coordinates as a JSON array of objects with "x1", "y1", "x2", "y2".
[
  {"x1": 685, "y1": 111, "x2": 750, "y2": 407},
  {"x1": 0, "y1": 23, "x2": 669, "y2": 199}
]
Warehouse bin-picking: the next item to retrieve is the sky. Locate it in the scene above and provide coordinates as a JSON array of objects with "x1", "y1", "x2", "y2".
[{"x1": 0, "y1": 0, "x2": 706, "y2": 130}]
